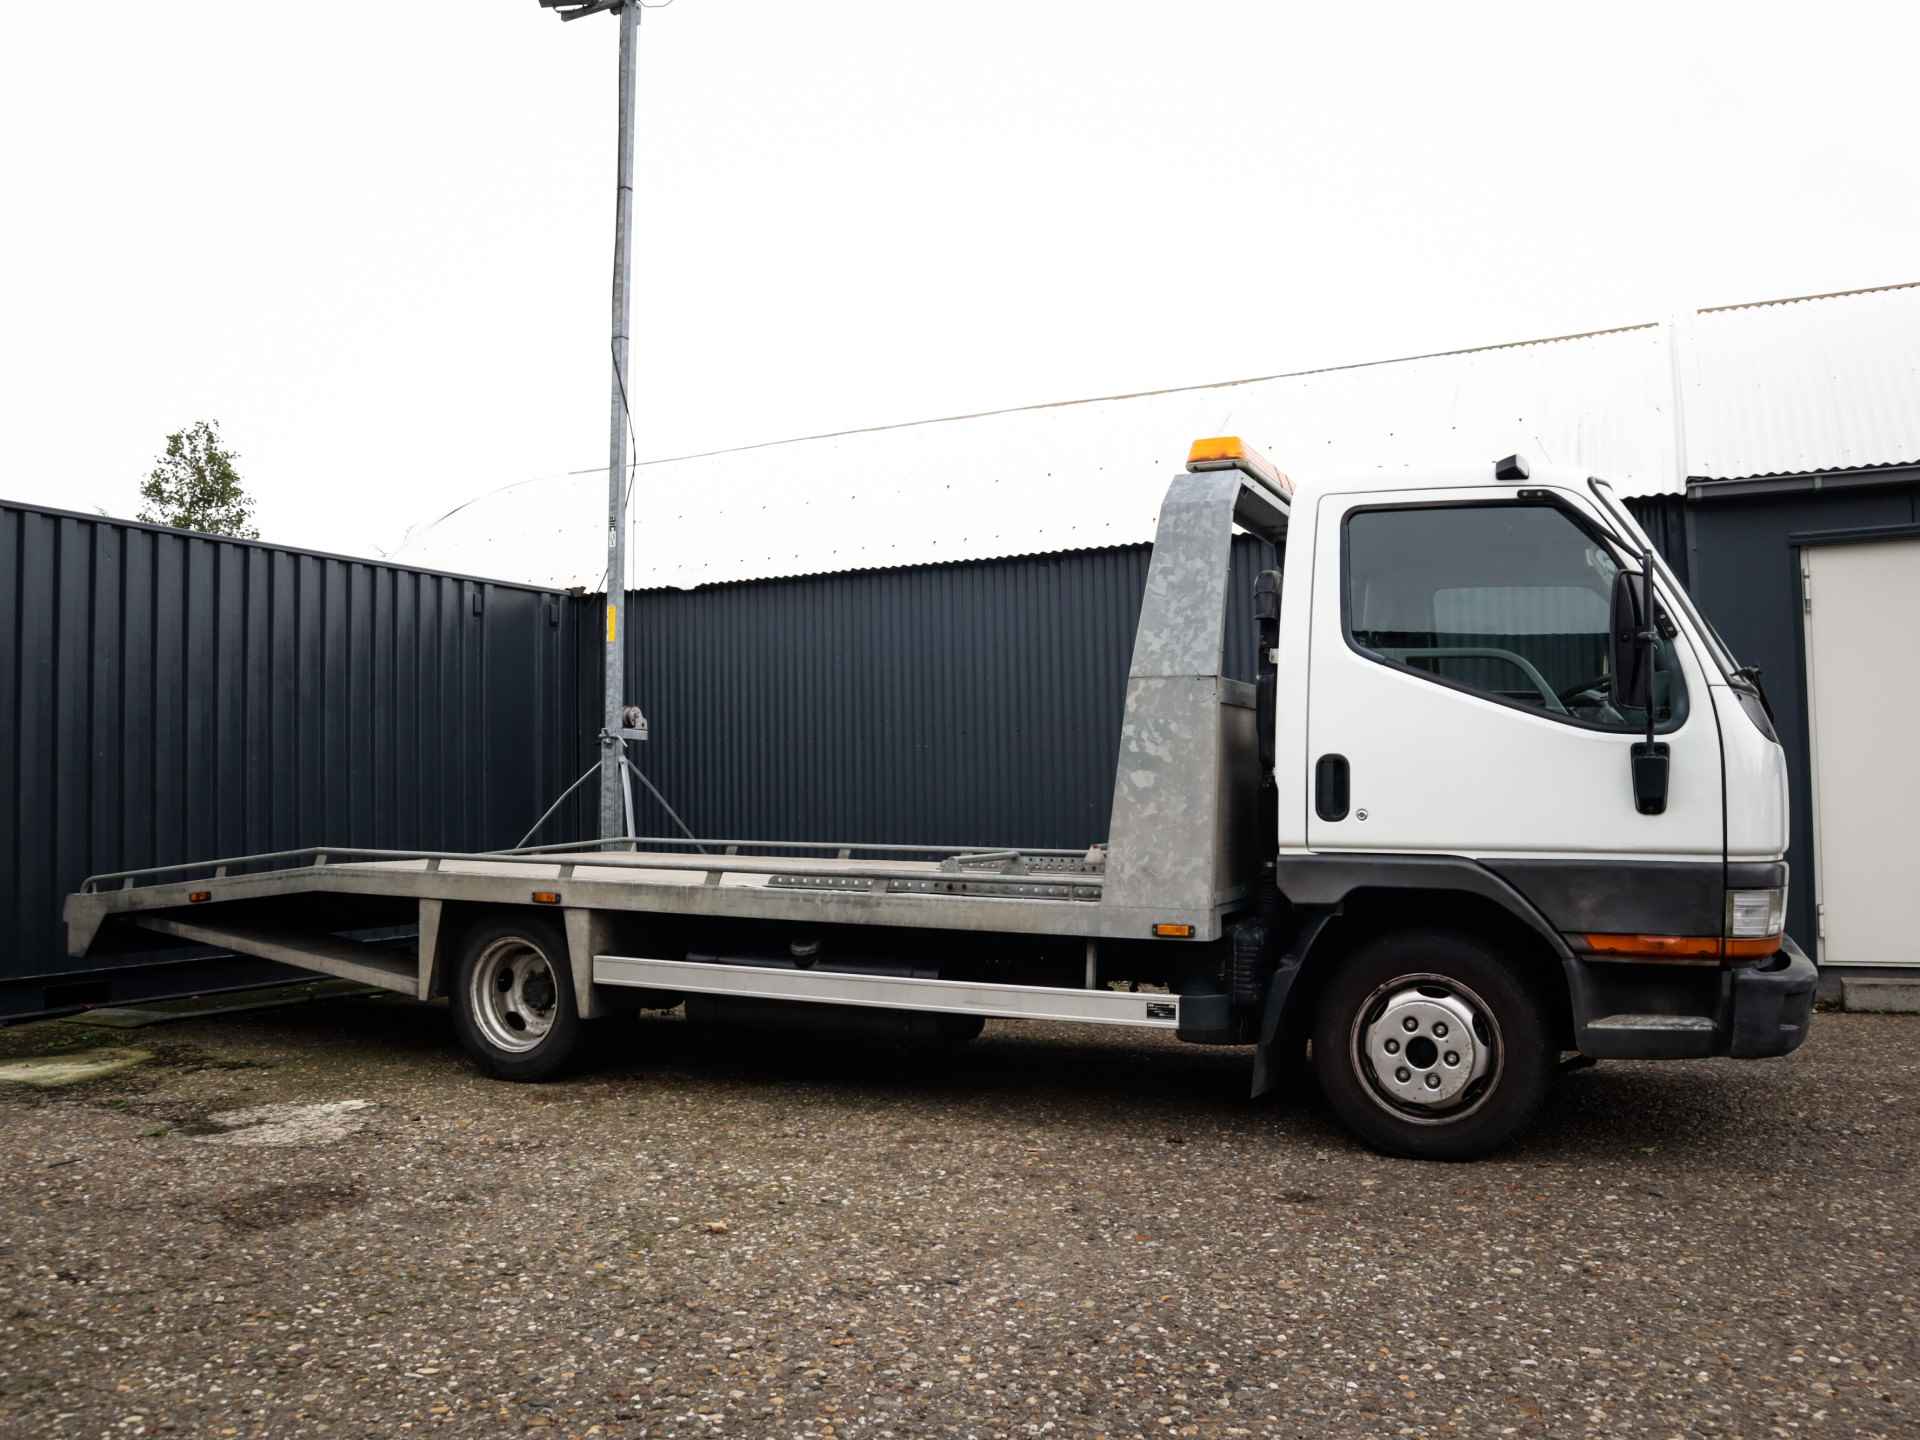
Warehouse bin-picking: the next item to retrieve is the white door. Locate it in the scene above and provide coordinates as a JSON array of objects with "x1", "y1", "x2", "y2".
[
  {"x1": 1802, "y1": 537, "x2": 1920, "y2": 966},
  {"x1": 1305, "y1": 488, "x2": 1722, "y2": 859}
]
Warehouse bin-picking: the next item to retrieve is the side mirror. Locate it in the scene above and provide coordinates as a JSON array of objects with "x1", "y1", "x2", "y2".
[
  {"x1": 1609, "y1": 567, "x2": 1653, "y2": 712},
  {"x1": 1612, "y1": 554, "x2": 1669, "y2": 816}
]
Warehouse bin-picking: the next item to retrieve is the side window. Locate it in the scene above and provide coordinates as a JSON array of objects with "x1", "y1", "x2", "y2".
[{"x1": 1345, "y1": 503, "x2": 1687, "y2": 731}]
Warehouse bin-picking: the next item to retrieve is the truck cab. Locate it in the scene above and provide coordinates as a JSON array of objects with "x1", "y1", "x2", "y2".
[{"x1": 1177, "y1": 439, "x2": 1815, "y2": 1157}]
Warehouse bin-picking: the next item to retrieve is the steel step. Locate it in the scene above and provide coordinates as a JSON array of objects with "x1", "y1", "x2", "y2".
[
  {"x1": 1586, "y1": 1013, "x2": 1715, "y2": 1032},
  {"x1": 594, "y1": 954, "x2": 1180, "y2": 1029},
  {"x1": 133, "y1": 918, "x2": 420, "y2": 997}
]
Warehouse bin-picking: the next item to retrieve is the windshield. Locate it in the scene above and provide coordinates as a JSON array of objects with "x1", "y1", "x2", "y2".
[{"x1": 1589, "y1": 479, "x2": 1743, "y2": 680}]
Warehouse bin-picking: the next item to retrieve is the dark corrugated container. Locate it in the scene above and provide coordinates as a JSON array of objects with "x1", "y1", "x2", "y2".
[
  {"x1": 559, "y1": 537, "x2": 1279, "y2": 852},
  {"x1": 0, "y1": 502, "x2": 582, "y2": 1002}
]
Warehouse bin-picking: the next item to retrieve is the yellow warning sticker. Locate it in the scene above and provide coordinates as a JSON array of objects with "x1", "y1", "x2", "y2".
[{"x1": 606, "y1": 603, "x2": 617, "y2": 644}]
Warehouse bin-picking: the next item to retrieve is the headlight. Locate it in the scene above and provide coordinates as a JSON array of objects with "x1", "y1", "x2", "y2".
[{"x1": 1726, "y1": 887, "x2": 1787, "y2": 939}]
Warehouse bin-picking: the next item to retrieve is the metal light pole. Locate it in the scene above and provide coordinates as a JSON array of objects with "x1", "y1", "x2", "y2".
[{"x1": 538, "y1": 0, "x2": 642, "y2": 839}]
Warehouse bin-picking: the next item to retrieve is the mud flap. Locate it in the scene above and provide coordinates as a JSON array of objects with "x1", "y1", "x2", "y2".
[
  {"x1": 1249, "y1": 911, "x2": 1333, "y2": 1098},
  {"x1": 562, "y1": 908, "x2": 610, "y2": 1020}
]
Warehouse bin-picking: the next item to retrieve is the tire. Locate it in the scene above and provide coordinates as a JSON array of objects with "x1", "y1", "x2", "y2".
[
  {"x1": 450, "y1": 913, "x2": 585, "y2": 1081},
  {"x1": 935, "y1": 1013, "x2": 986, "y2": 1047},
  {"x1": 1310, "y1": 929, "x2": 1553, "y2": 1161}
]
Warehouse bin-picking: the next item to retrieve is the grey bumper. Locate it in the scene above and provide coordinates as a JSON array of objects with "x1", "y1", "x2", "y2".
[
  {"x1": 1572, "y1": 935, "x2": 1817, "y2": 1060},
  {"x1": 1727, "y1": 935, "x2": 1817, "y2": 1058}
]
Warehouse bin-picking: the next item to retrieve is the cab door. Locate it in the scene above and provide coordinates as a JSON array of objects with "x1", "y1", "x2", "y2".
[{"x1": 1303, "y1": 487, "x2": 1720, "y2": 860}]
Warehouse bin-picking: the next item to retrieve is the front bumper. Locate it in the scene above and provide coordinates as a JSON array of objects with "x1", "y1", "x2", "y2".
[
  {"x1": 1727, "y1": 935, "x2": 1817, "y2": 1057},
  {"x1": 1572, "y1": 935, "x2": 1816, "y2": 1060}
]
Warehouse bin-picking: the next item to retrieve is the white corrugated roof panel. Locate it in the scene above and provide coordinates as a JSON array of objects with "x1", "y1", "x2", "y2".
[
  {"x1": 390, "y1": 282, "x2": 1920, "y2": 588},
  {"x1": 392, "y1": 323, "x2": 1680, "y2": 589},
  {"x1": 1684, "y1": 283, "x2": 1920, "y2": 481}
]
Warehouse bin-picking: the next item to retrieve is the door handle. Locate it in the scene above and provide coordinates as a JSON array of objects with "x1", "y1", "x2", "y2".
[{"x1": 1315, "y1": 754, "x2": 1350, "y2": 822}]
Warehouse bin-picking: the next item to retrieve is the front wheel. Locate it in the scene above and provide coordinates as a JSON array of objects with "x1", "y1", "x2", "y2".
[
  {"x1": 1311, "y1": 930, "x2": 1553, "y2": 1161},
  {"x1": 451, "y1": 915, "x2": 584, "y2": 1081}
]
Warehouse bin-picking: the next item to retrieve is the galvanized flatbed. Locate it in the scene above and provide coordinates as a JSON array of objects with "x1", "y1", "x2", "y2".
[{"x1": 65, "y1": 835, "x2": 1193, "y2": 1029}]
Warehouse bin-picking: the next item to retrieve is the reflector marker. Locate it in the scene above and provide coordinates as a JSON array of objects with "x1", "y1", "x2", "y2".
[{"x1": 1583, "y1": 932, "x2": 1784, "y2": 963}]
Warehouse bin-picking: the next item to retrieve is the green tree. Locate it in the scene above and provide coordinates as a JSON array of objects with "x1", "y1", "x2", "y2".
[{"x1": 138, "y1": 420, "x2": 259, "y2": 538}]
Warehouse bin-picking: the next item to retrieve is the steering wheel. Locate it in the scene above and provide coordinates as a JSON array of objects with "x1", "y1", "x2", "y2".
[{"x1": 1555, "y1": 672, "x2": 1612, "y2": 707}]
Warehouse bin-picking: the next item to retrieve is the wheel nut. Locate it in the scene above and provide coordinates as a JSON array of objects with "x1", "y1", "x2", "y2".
[
  {"x1": 1424, "y1": 1073, "x2": 1441, "y2": 1090},
  {"x1": 1402, "y1": 1017, "x2": 1418, "y2": 1033},
  {"x1": 1395, "y1": 1067, "x2": 1411, "y2": 1083},
  {"x1": 1384, "y1": 1038, "x2": 1400, "y2": 1055},
  {"x1": 1444, "y1": 1051, "x2": 1460, "y2": 1066},
  {"x1": 1432, "y1": 1021, "x2": 1449, "y2": 1038}
]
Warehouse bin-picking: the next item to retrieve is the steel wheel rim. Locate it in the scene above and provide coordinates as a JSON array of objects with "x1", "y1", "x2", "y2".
[
  {"x1": 1348, "y1": 971, "x2": 1503, "y2": 1126},
  {"x1": 469, "y1": 936, "x2": 561, "y2": 1054}
]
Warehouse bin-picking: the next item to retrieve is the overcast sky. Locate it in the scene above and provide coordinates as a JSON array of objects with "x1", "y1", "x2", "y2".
[{"x1": 2, "y1": 1, "x2": 1915, "y2": 564}]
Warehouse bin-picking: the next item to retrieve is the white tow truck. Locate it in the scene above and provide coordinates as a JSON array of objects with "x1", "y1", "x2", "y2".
[{"x1": 65, "y1": 438, "x2": 1815, "y2": 1159}]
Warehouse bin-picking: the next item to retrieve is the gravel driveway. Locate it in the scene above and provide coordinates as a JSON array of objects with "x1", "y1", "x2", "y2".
[{"x1": 0, "y1": 997, "x2": 1912, "y2": 1438}]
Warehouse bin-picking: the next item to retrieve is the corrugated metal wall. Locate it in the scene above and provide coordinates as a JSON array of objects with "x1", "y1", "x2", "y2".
[
  {"x1": 553, "y1": 537, "x2": 1278, "y2": 852},
  {"x1": 0, "y1": 502, "x2": 584, "y2": 985},
  {"x1": 1626, "y1": 495, "x2": 1691, "y2": 587}
]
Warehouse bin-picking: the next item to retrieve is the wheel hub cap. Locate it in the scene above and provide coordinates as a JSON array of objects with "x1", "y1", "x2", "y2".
[
  {"x1": 1361, "y1": 986, "x2": 1491, "y2": 1110},
  {"x1": 471, "y1": 939, "x2": 559, "y2": 1054}
]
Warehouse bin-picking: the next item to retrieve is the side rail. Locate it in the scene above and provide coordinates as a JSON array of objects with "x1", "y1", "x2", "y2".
[
  {"x1": 79, "y1": 837, "x2": 1100, "y2": 897},
  {"x1": 67, "y1": 838, "x2": 1111, "y2": 991}
]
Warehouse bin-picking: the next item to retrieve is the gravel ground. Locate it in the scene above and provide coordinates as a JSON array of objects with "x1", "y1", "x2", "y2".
[{"x1": 0, "y1": 997, "x2": 1914, "y2": 1439}]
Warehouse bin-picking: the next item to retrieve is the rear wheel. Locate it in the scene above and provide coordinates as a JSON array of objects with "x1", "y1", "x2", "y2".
[
  {"x1": 451, "y1": 915, "x2": 584, "y2": 1081},
  {"x1": 935, "y1": 1013, "x2": 986, "y2": 1046},
  {"x1": 1311, "y1": 930, "x2": 1553, "y2": 1160}
]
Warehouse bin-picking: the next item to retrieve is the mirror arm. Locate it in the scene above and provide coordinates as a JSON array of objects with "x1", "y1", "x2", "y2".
[
  {"x1": 1640, "y1": 546, "x2": 1658, "y2": 753},
  {"x1": 1630, "y1": 544, "x2": 1670, "y2": 816}
]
